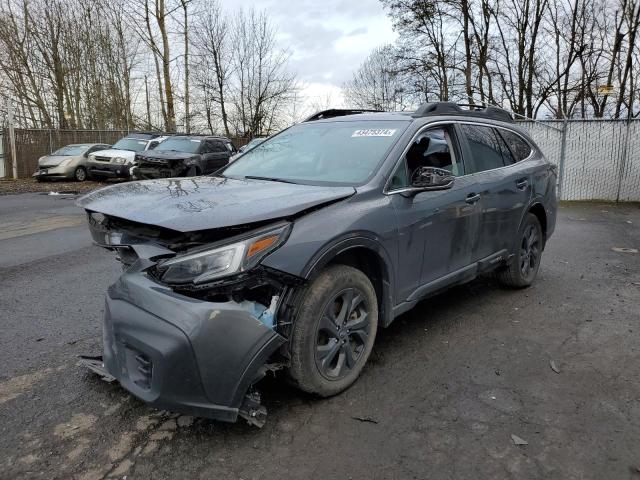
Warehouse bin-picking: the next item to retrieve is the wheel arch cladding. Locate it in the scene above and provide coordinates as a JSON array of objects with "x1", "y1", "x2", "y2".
[
  {"x1": 306, "y1": 242, "x2": 394, "y2": 328},
  {"x1": 528, "y1": 202, "x2": 547, "y2": 246}
]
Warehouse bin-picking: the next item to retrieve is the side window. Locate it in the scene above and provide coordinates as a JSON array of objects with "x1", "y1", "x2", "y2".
[
  {"x1": 211, "y1": 141, "x2": 227, "y2": 153},
  {"x1": 498, "y1": 130, "x2": 532, "y2": 162},
  {"x1": 199, "y1": 141, "x2": 213, "y2": 154},
  {"x1": 388, "y1": 126, "x2": 462, "y2": 190},
  {"x1": 406, "y1": 127, "x2": 463, "y2": 181},
  {"x1": 225, "y1": 142, "x2": 236, "y2": 153},
  {"x1": 460, "y1": 124, "x2": 505, "y2": 173},
  {"x1": 493, "y1": 129, "x2": 515, "y2": 165},
  {"x1": 147, "y1": 141, "x2": 159, "y2": 150}
]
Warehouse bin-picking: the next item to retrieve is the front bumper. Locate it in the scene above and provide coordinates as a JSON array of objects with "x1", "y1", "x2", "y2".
[
  {"x1": 101, "y1": 269, "x2": 285, "y2": 423},
  {"x1": 32, "y1": 164, "x2": 75, "y2": 179},
  {"x1": 87, "y1": 162, "x2": 131, "y2": 178},
  {"x1": 134, "y1": 163, "x2": 188, "y2": 179}
]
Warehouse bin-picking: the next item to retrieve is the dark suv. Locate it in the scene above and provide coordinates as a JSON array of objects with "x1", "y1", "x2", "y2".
[
  {"x1": 79, "y1": 102, "x2": 557, "y2": 426},
  {"x1": 132, "y1": 135, "x2": 236, "y2": 179}
]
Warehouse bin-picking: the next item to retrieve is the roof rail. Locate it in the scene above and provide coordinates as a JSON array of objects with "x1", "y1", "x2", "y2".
[
  {"x1": 302, "y1": 108, "x2": 383, "y2": 122},
  {"x1": 412, "y1": 102, "x2": 514, "y2": 123}
]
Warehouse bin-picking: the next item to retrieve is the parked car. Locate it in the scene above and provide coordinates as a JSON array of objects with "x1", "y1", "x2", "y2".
[
  {"x1": 78, "y1": 102, "x2": 557, "y2": 427},
  {"x1": 86, "y1": 133, "x2": 168, "y2": 180},
  {"x1": 230, "y1": 137, "x2": 267, "y2": 162},
  {"x1": 32, "y1": 143, "x2": 111, "y2": 182},
  {"x1": 131, "y1": 135, "x2": 236, "y2": 179}
]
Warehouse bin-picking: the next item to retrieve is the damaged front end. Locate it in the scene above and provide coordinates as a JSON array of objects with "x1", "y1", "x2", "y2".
[{"x1": 82, "y1": 211, "x2": 304, "y2": 427}]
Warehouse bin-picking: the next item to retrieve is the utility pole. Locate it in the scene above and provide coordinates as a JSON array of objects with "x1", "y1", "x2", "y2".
[
  {"x1": 7, "y1": 97, "x2": 18, "y2": 179},
  {"x1": 145, "y1": 75, "x2": 152, "y2": 130}
]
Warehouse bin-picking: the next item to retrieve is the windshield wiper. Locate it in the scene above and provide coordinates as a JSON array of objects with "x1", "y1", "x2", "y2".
[{"x1": 243, "y1": 175, "x2": 299, "y2": 184}]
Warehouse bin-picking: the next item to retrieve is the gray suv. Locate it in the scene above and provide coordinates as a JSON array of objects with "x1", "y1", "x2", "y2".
[{"x1": 78, "y1": 102, "x2": 557, "y2": 426}]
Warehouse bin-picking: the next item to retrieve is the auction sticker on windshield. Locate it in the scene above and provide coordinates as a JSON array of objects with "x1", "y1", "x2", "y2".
[{"x1": 352, "y1": 129, "x2": 397, "y2": 137}]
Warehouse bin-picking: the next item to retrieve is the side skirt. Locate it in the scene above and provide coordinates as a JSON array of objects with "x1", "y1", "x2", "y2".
[{"x1": 391, "y1": 249, "x2": 509, "y2": 320}]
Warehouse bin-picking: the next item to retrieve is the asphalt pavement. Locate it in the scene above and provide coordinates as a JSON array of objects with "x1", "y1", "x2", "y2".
[{"x1": 1, "y1": 194, "x2": 639, "y2": 480}]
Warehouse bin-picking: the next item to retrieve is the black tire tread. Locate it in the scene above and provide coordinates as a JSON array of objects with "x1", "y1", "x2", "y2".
[
  {"x1": 495, "y1": 213, "x2": 542, "y2": 289},
  {"x1": 287, "y1": 264, "x2": 378, "y2": 397}
]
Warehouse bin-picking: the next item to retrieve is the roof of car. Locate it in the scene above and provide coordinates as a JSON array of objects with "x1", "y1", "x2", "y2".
[
  {"x1": 166, "y1": 135, "x2": 231, "y2": 140},
  {"x1": 304, "y1": 102, "x2": 515, "y2": 125}
]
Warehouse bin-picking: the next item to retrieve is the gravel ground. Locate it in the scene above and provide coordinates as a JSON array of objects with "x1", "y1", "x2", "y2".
[
  {"x1": 0, "y1": 201, "x2": 639, "y2": 480},
  {"x1": 0, "y1": 178, "x2": 113, "y2": 196}
]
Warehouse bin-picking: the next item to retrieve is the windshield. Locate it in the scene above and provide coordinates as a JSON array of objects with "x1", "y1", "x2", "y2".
[
  {"x1": 155, "y1": 137, "x2": 201, "y2": 153},
  {"x1": 223, "y1": 120, "x2": 408, "y2": 185},
  {"x1": 245, "y1": 138, "x2": 265, "y2": 149},
  {"x1": 112, "y1": 138, "x2": 150, "y2": 152},
  {"x1": 51, "y1": 145, "x2": 89, "y2": 156}
]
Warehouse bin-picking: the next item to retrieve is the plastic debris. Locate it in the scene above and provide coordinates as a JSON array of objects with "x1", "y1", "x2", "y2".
[
  {"x1": 550, "y1": 360, "x2": 560, "y2": 374},
  {"x1": 611, "y1": 247, "x2": 638, "y2": 254},
  {"x1": 352, "y1": 416, "x2": 379, "y2": 424},
  {"x1": 511, "y1": 434, "x2": 528, "y2": 446}
]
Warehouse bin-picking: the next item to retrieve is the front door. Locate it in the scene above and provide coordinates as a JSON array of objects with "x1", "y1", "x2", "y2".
[{"x1": 389, "y1": 125, "x2": 481, "y2": 302}]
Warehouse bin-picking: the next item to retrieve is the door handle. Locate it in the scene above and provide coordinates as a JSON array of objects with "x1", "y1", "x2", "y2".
[
  {"x1": 465, "y1": 193, "x2": 481, "y2": 204},
  {"x1": 516, "y1": 178, "x2": 529, "y2": 189}
]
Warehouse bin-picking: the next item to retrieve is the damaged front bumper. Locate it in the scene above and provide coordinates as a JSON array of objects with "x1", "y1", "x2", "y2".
[{"x1": 94, "y1": 263, "x2": 287, "y2": 426}]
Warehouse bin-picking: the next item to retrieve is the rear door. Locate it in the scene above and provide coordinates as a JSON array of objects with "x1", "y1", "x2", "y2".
[
  {"x1": 458, "y1": 123, "x2": 532, "y2": 261},
  {"x1": 389, "y1": 124, "x2": 481, "y2": 301}
]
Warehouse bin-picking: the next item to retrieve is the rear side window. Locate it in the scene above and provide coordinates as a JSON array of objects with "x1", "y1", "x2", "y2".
[
  {"x1": 493, "y1": 129, "x2": 515, "y2": 165},
  {"x1": 498, "y1": 130, "x2": 532, "y2": 162},
  {"x1": 211, "y1": 141, "x2": 228, "y2": 153},
  {"x1": 460, "y1": 124, "x2": 505, "y2": 173}
]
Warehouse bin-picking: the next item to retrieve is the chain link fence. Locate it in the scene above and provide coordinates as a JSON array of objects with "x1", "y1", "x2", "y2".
[
  {"x1": 518, "y1": 119, "x2": 640, "y2": 202},
  {"x1": 1, "y1": 129, "x2": 251, "y2": 179}
]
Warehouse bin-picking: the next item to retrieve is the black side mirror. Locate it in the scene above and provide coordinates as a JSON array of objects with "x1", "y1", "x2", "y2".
[{"x1": 409, "y1": 167, "x2": 454, "y2": 191}]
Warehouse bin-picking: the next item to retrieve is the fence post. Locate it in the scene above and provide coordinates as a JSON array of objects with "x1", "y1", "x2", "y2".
[
  {"x1": 48, "y1": 129, "x2": 53, "y2": 154},
  {"x1": 557, "y1": 119, "x2": 568, "y2": 201},
  {"x1": 615, "y1": 118, "x2": 632, "y2": 203},
  {"x1": 7, "y1": 97, "x2": 18, "y2": 179}
]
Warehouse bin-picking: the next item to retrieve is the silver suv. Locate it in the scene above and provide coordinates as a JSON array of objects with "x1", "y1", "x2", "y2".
[{"x1": 86, "y1": 133, "x2": 168, "y2": 180}]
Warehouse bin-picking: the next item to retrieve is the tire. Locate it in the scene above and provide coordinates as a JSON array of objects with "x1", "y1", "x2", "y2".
[
  {"x1": 496, "y1": 213, "x2": 543, "y2": 288},
  {"x1": 74, "y1": 167, "x2": 87, "y2": 182},
  {"x1": 185, "y1": 166, "x2": 198, "y2": 177},
  {"x1": 288, "y1": 264, "x2": 378, "y2": 397}
]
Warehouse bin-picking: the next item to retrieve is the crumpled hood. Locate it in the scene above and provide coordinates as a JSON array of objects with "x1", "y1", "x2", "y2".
[
  {"x1": 78, "y1": 176, "x2": 355, "y2": 232},
  {"x1": 91, "y1": 149, "x2": 136, "y2": 162},
  {"x1": 137, "y1": 150, "x2": 196, "y2": 162}
]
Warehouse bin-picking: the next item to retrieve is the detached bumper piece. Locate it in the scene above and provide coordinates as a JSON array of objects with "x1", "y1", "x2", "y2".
[
  {"x1": 78, "y1": 355, "x2": 116, "y2": 383},
  {"x1": 85, "y1": 271, "x2": 285, "y2": 427},
  {"x1": 87, "y1": 163, "x2": 131, "y2": 179}
]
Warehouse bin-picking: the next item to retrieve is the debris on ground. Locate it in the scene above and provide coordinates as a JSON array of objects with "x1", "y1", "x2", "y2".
[
  {"x1": 352, "y1": 416, "x2": 379, "y2": 424},
  {"x1": 611, "y1": 247, "x2": 639, "y2": 254},
  {"x1": 0, "y1": 178, "x2": 111, "y2": 196},
  {"x1": 511, "y1": 434, "x2": 528, "y2": 446},
  {"x1": 550, "y1": 360, "x2": 561, "y2": 374}
]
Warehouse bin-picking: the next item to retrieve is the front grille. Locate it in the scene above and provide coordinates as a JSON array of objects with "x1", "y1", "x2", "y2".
[
  {"x1": 94, "y1": 156, "x2": 111, "y2": 162},
  {"x1": 142, "y1": 157, "x2": 169, "y2": 164},
  {"x1": 39, "y1": 165, "x2": 57, "y2": 169}
]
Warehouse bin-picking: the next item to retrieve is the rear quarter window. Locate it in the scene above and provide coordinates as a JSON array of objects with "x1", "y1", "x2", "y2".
[{"x1": 498, "y1": 130, "x2": 532, "y2": 162}]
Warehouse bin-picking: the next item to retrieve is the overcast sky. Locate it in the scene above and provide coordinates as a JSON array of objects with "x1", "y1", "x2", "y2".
[{"x1": 225, "y1": 0, "x2": 397, "y2": 108}]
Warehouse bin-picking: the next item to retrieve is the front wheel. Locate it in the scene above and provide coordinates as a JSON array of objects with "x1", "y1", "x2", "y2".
[
  {"x1": 74, "y1": 166, "x2": 87, "y2": 182},
  {"x1": 287, "y1": 264, "x2": 378, "y2": 397},
  {"x1": 496, "y1": 213, "x2": 543, "y2": 288}
]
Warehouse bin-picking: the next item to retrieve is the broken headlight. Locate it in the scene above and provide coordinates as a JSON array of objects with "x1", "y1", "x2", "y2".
[{"x1": 156, "y1": 223, "x2": 290, "y2": 285}]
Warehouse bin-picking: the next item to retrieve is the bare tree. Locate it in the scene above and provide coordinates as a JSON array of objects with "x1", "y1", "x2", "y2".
[{"x1": 343, "y1": 45, "x2": 415, "y2": 111}]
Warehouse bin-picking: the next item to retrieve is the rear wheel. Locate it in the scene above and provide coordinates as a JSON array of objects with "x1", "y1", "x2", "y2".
[
  {"x1": 288, "y1": 264, "x2": 378, "y2": 397},
  {"x1": 496, "y1": 213, "x2": 543, "y2": 288},
  {"x1": 74, "y1": 166, "x2": 87, "y2": 182}
]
